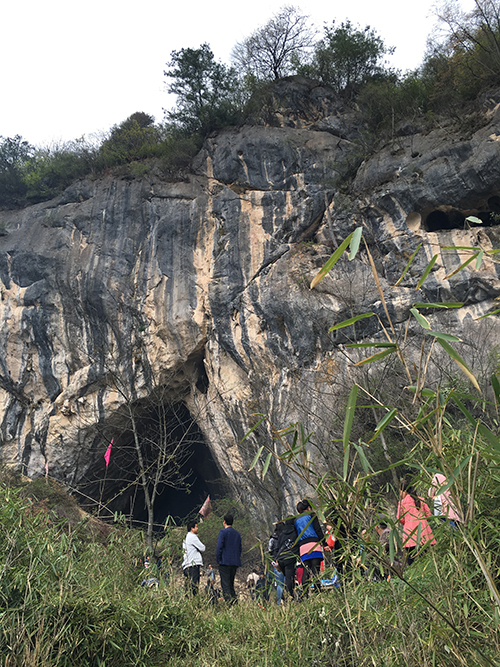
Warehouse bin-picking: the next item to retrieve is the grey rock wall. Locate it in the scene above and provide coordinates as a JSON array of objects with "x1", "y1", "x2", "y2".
[{"x1": 1, "y1": 91, "x2": 500, "y2": 526}]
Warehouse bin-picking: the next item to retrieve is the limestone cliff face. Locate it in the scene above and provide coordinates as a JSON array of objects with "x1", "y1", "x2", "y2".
[{"x1": 1, "y1": 83, "x2": 500, "y2": 524}]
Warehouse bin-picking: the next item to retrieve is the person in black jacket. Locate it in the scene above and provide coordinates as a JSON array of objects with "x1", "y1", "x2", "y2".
[{"x1": 276, "y1": 517, "x2": 299, "y2": 600}]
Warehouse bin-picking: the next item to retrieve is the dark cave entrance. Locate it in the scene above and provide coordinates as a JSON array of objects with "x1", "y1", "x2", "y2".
[
  {"x1": 423, "y1": 197, "x2": 500, "y2": 232},
  {"x1": 79, "y1": 400, "x2": 226, "y2": 529}
]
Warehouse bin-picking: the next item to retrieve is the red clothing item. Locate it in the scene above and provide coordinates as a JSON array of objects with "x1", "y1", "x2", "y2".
[
  {"x1": 326, "y1": 530, "x2": 336, "y2": 549},
  {"x1": 397, "y1": 494, "x2": 436, "y2": 548}
]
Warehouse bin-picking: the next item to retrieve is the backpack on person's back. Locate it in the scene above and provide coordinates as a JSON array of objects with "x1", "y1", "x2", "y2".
[{"x1": 277, "y1": 519, "x2": 299, "y2": 564}]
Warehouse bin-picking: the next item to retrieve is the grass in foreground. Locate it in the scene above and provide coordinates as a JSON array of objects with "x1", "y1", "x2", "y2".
[{"x1": 1, "y1": 480, "x2": 499, "y2": 667}]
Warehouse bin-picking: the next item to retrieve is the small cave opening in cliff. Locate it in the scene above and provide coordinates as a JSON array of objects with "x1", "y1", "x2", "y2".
[
  {"x1": 78, "y1": 400, "x2": 226, "y2": 529},
  {"x1": 423, "y1": 200, "x2": 500, "y2": 231}
]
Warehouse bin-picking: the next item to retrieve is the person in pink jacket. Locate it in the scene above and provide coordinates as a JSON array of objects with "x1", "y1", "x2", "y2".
[
  {"x1": 397, "y1": 482, "x2": 436, "y2": 566},
  {"x1": 428, "y1": 473, "x2": 460, "y2": 527}
]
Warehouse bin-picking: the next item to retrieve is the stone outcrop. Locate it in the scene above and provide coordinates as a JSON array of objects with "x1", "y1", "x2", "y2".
[{"x1": 1, "y1": 81, "x2": 500, "y2": 526}]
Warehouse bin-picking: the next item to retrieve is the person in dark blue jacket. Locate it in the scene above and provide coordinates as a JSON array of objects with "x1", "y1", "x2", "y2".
[{"x1": 216, "y1": 513, "x2": 242, "y2": 603}]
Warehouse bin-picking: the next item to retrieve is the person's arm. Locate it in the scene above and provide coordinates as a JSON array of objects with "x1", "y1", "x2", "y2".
[{"x1": 193, "y1": 535, "x2": 206, "y2": 552}]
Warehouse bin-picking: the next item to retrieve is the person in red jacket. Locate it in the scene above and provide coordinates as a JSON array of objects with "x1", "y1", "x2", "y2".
[{"x1": 397, "y1": 482, "x2": 436, "y2": 566}]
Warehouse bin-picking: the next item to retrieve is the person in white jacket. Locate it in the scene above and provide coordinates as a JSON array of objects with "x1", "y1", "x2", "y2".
[{"x1": 182, "y1": 520, "x2": 206, "y2": 594}]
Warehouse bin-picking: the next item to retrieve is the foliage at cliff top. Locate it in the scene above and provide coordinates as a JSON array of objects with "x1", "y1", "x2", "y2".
[{"x1": 2, "y1": 1, "x2": 500, "y2": 209}]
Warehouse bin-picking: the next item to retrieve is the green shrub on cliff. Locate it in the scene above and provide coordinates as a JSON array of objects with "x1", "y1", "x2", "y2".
[
  {"x1": 0, "y1": 135, "x2": 33, "y2": 207},
  {"x1": 164, "y1": 44, "x2": 244, "y2": 137}
]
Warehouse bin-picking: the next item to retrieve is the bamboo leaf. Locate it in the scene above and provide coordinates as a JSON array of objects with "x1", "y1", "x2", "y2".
[
  {"x1": 416, "y1": 254, "x2": 438, "y2": 289},
  {"x1": 352, "y1": 346, "x2": 397, "y2": 366},
  {"x1": 413, "y1": 302, "x2": 463, "y2": 309},
  {"x1": 407, "y1": 386, "x2": 436, "y2": 398},
  {"x1": 476, "y1": 249, "x2": 484, "y2": 270},
  {"x1": 416, "y1": 522, "x2": 422, "y2": 547},
  {"x1": 444, "y1": 252, "x2": 479, "y2": 280},
  {"x1": 353, "y1": 442, "x2": 372, "y2": 473},
  {"x1": 310, "y1": 233, "x2": 353, "y2": 289},
  {"x1": 389, "y1": 528, "x2": 395, "y2": 564},
  {"x1": 450, "y1": 455, "x2": 474, "y2": 484},
  {"x1": 348, "y1": 226, "x2": 363, "y2": 260},
  {"x1": 249, "y1": 445, "x2": 264, "y2": 471},
  {"x1": 466, "y1": 215, "x2": 483, "y2": 225},
  {"x1": 492, "y1": 374, "x2": 500, "y2": 405},
  {"x1": 426, "y1": 330, "x2": 461, "y2": 342},
  {"x1": 410, "y1": 307, "x2": 431, "y2": 330},
  {"x1": 441, "y1": 245, "x2": 479, "y2": 250},
  {"x1": 343, "y1": 443, "x2": 350, "y2": 481},
  {"x1": 343, "y1": 384, "x2": 358, "y2": 451},
  {"x1": 262, "y1": 451, "x2": 273, "y2": 479},
  {"x1": 436, "y1": 339, "x2": 480, "y2": 391},
  {"x1": 372, "y1": 408, "x2": 398, "y2": 438},
  {"x1": 240, "y1": 415, "x2": 266, "y2": 444},
  {"x1": 394, "y1": 243, "x2": 422, "y2": 286},
  {"x1": 453, "y1": 396, "x2": 500, "y2": 452},
  {"x1": 329, "y1": 312, "x2": 375, "y2": 332},
  {"x1": 476, "y1": 308, "x2": 500, "y2": 320}
]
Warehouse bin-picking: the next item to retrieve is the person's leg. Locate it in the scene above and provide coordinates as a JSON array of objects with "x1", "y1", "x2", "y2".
[
  {"x1": 278, "y1": 561, "x2": 292, "y2": 598},
  {"x1": 284, "y1": 562, "x2": 295, "y2": 599},
  {"x1": 219, "y1": 565, "x2": 231, "y2": 601},
  {"x1": 274, "y1": 566, "x2": 285, "y2": 604},
  {"x1": 189, "y1": 565, "x2": 200, "y2": 594},
  {"x1": 184, "y1": 566, "x2": 199, "y2": 595},
  {"x1": 307, "y1": 558, "x2": 323, "y2": 593},
  {"x1": 228, "y1": 565, "x2": 238, "y2": 603},
  {"x1": 300, "y1": 561, "x2": 310, "y2": 599}
]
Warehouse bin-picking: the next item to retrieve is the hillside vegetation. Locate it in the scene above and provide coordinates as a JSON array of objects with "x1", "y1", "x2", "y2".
[{"x1": 2, "y1": 1, "x2": 500, "y2": 208}]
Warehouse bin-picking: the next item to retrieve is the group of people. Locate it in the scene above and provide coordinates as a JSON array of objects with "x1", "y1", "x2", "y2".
[
  {"x1": 178, "y1": 474, "x2": 459, "y2": 605},
  {"x1": 181, "y1": 513, "x2": 242, "y2": 603}
]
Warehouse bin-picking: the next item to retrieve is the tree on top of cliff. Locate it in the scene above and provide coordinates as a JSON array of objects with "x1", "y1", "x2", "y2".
[
  {"x1": 99, "y1": 112, "x2": 160, "y2": 165},
  {"x1": 299, "y1": 20, "x2": 393, "y2": 95},
  {"x1": 231, "y1": 5, "x2": 315, "y2": 80},
  {"x1": 433, "y1": 0, "x2": 500, "y2": 87},
  {"x1": 164, "y1": 44, "x2": 243, "y2": 136},
  {"x1": 0, "y1": 135, "x2": 33, "y2": 208}
]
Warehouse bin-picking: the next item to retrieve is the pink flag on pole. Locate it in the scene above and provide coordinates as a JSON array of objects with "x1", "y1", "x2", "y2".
[
  {"x1": 199, "y1": 495, "x2": 212, "y2": 518},
  {"x1": 104, "y1": 439, "x2": 113, "y2": 467}
]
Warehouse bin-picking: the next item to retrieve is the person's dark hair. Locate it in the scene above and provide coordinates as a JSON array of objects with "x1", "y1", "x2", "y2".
[
  {"x1": 302, "y1": 498, "x2": 312, "y2": 510},
  {"x1": 275, "y1": 521, "x2": 284, "y2": 535},
  {"x1": 296, "y1": 500, "x2": 306, "y2": 513},
  {"x1": 401, "y1": 481, "x2": 421, "y2": 510},
  {"x1": 187, "y1": 519, "x2": 197, "y2": 532},
  {"x1": 224, "y1": 513, "x2": 234, "y2": 526}
]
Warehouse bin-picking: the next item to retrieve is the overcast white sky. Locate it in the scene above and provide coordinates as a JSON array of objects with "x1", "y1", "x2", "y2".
[{"x1": 0, "y1": 0, "x2": 473, "y2": 146}]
